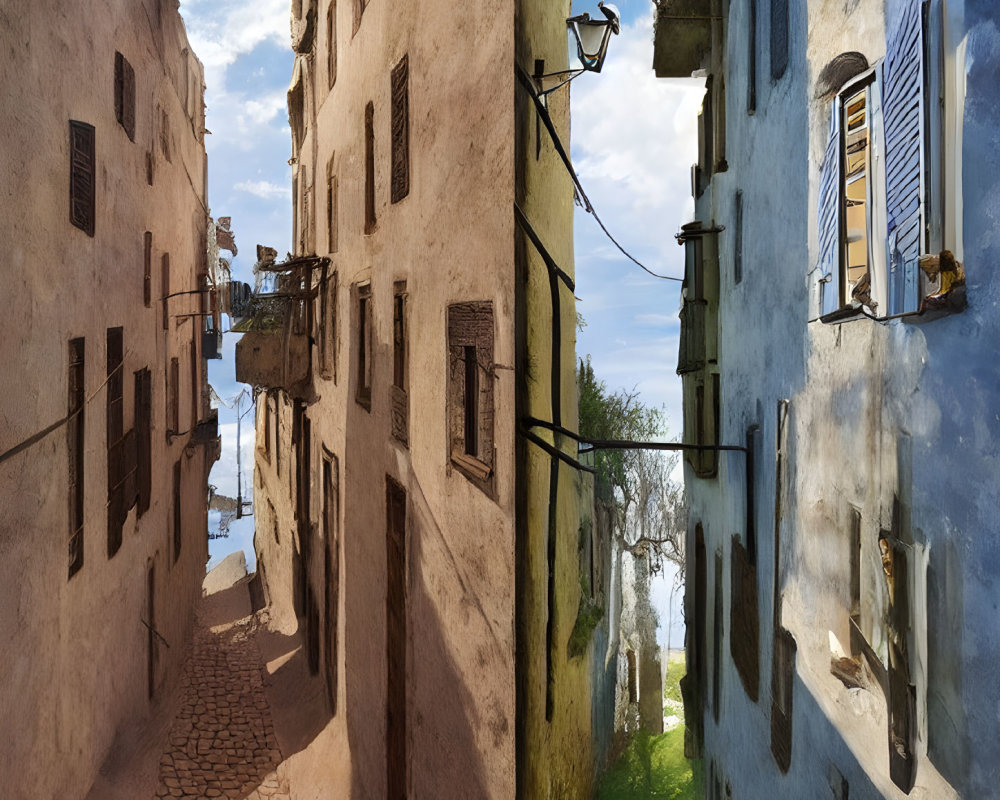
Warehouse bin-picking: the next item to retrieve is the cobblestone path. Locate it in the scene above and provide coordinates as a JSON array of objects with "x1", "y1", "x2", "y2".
[{"x1": 153, "y1": 609, "x2": 290, "y2": 800}]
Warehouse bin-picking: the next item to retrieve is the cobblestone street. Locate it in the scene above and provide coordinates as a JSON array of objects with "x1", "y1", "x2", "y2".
[{"x1": 152, "y1": 597, "x2": 291, "y2": 800}]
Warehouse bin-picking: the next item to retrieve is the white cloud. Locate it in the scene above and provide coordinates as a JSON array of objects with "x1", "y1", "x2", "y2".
[
  {"x1": 572, "y1": 4, "x2": 701, "y2": 431},
  {"x1": 234, "y1": 179, "x2": 292, "y2": 199},
  {"x1": 243, "y1": 91, "x2": 287, "y2": 126}
]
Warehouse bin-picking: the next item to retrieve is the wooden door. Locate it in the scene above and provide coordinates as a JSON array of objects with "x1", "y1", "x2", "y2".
[
  {"x1": 323, "y1": 454, "x2": 340, "y2": 712},
  {"x1": 385, "y1": 477, "x2": 407, "y2": 799}
]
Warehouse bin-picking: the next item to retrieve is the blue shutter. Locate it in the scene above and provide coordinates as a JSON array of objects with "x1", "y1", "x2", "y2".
[
  {"x1": 882, "y1": 0, "x2": 924, "y2": 314},
  {"x1": 818, "y1": 103, "x2": 841, "y2": 316}
]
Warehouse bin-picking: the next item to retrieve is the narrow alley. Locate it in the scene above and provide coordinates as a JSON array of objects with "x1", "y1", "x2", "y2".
[{"x1": 152, "y1": 577, "x2": 290, "y2": 800}]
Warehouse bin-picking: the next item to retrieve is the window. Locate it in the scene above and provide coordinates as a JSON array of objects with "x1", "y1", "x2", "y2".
[
  {"x1": 159, "y1": 107, "x2": 171, "y2": 163},
  {"x1": 289, "y1": 66, "x2": 305, "y2": 156},
  {"x1": 390, "y1": 55, "x2": 410, "y2": 203},
  {"x1": 626, "y1": 649, "x2": 638, "y2": 704},
  {"x1": 114, "y1": 51, "x2": 136, "y2": 141},
  {"x1": 447, "y1": 301, "x2": 494, "y2": 493},
  {"x1": 687, "y1": 372, "x2": 720, "y2": 478},
  {"x1": 169, "y1": 356, "x2": 179, "y2": 435},
  {"x1": 353, "y1": 0, "x2": 367, "y2": 35},
  {"x1": 747, "y1": 0, "x2": 757, "y2": 114},
  {"x1": 69, "y1": 121, "x2": 95, "y2": 237},
  {"x1": 262, "y1": 392, "x2": 272, "y2": 463},
  {"x1": 190, "y1": 333, "x2": 199, "y2": 428},
  {"x1": 143, "y1": 232, "x2": 152, "y2": 307},
  {"x1": 135, "y1": 368, "x2": 152, "y2": 517},
  {"x1": 712, "y1": 549, "x2": 723, "y2": 722},
  {"x1": 161, "y1": 253, "x2": 170, "y2": 329},
  {"x1": 173, "y1": 461, "x2": 181, "y2": 561},
  {"x1": 733, "y1": 191, "x2": 743, "y2": 285},
  {"x1": 391, "y1": 282, "x2": 407, "y2": 445},
  {"x1": 68, "y1": 338, "x2": 85, "y2": 578},
  {"x1": 770, "y1": 626, "x2": 796, "y2": 772},
  {"x1": 385, "y1": 476, "x2": 408, "y2": 797},
  {"x1": 818, "y1": 4, "x2": 954, "y2": 318},
  {"x1": 730, "y1": 535, "x2": 760, "y2": 702},
  {"x1": 697, "y1": 78, "x2": 714, "y2": 192},
  {"x1": 327, "y1": 156, "x2": 338, "y2": 254},
  {"x1": 106, "y1": 327, "x2": 125, "y2": 557},
  {"x1": 327, "y1": 2, "x2": 337, "y2": 88},
  {"x1": 770, "y1": 0, "x2": 788, "y2": 82},
  {"x1": 364, "y1": 101, "x2": 376, "y2": 233},
  {"x1": 321, "y1": 269, "x2": 338, "y2": 380},
  {"x1": 355, "y1": 283, "x2": 371, "y2": 409},
  {"x1": 323, "y1": 451, "x2": 340, "y2": 711}
]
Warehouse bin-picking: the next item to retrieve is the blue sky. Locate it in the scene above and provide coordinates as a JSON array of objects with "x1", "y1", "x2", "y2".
[{"x1": 179, "y1": 0, "x2": 701, "y2": 644}]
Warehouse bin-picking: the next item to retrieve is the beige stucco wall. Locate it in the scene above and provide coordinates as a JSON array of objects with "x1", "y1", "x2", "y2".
[
  {"x1": 248, "y1": 0, "x2": 603, "y2": 797},
  {"x1": 0, "y1": 2, "x2": 213, "y2": 797},
  {"x1": 253, "y1": 0, "x2": 519, "y2": 797}
]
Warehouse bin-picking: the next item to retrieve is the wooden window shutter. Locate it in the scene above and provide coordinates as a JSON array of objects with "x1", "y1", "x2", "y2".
[
  {"x1": 818, "y1": 103, "x2": 842, "y2": 315},
  {"x1": 162, "y1": 253, "x2": 170, "y2": 329},
  {"x1": 135, "y1": 368, "x2": 152, "y2": 517},
  {"x1": 770, "y1": 0, "x2": 788, "y2": 81},
  {"x1": 327, "y1": 2, "x2": 337, "y2": 88},
  {"x1": 882, "y1": 0, "x2": 924, "y2": 314},
  {"x1": 734, "y1": 190, "x2": 744, "y2": 284},
  {"x1": 69, "y1": 121, "x2": 95, "y2": 237},
  {"x1": 143, "y1": 232, "x2": 152, "y2": 307},
  {"x1": 68, "y1": 338, "x2": 86, "y2": 578},
  {"x1": 390, "y1": 55, "x2": 410, "y2": 204},
  {"x1": 364, "y1": 101, "x2": 376, "y2": 233},
  {"x1": 729, "y1": 536, "x2": 760, "y2": 702},
  {"x1": 115, "y1": 52, "x2": 136, "y2": 141}
]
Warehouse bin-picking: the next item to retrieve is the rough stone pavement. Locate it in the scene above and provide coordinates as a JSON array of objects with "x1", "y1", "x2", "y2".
[{"x1": 152, "y1": 607, "x2": 290, "y2": 800}]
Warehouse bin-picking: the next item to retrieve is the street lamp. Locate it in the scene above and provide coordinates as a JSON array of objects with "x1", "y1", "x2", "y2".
[
  {"x1": 568, "y1": 2, "x2": 621, "y2": 72},
  {"x1": 534, "y1": 2, "x2": 621, "y2": 98}
]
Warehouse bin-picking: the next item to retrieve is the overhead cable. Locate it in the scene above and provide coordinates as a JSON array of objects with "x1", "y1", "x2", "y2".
[{"x1": 515, "y1": 65, "x2": 684, "y2": 283}]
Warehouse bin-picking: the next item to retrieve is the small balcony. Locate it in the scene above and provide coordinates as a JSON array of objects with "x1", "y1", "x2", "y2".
[
  {"x1": 235, "y1": 296, "x2": 314, "y2": 401},
  {"x1": 653, "y1": 0, "x2": 714, "y2": 78}
]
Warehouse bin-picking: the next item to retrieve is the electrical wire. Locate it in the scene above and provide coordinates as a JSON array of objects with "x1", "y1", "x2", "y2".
[{"x1": 515, "y1": 64, "x2": 684, "y2": 283}]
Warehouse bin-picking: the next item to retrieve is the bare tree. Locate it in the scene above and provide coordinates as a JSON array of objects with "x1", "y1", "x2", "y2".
[{"x1": 577, "y1": 356, "x2": 687, "y2": 579}]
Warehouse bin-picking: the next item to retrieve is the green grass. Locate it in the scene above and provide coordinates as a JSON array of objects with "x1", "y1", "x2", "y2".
[
  {"x1": 664, "y1": 658, "x2": 685, "y2": 705},
  {"x1": 596, "y1": 728, "x2": 702, "y2": 800},
  {"x1": 596, "y1": 655, "x2": 702, "y2": 800}
]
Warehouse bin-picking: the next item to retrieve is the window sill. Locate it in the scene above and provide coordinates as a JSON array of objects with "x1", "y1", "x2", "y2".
[
  {"x1": 355, "y1": 391, "x2": 371, "y2": 412},
  {"x1": 819, "y1": 285, "x2": 967, "y2": 326},
  {"x1": 451, "y1": 451, "x2": 495, "y2": 497}
]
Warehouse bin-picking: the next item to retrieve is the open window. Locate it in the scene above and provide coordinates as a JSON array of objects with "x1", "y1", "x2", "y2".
[
  {"x1": 355, "y1": 282, "x2": 371, "y2": 409},
  {"x1": 817, "y1": 3, "x2": 964, "y2": 319},
  {"x1": 391, "y1": 282, "x2": 408, "y2": 445},
  {"x1": 447, "y1": 301, "x2": 494, "y2": 495}
]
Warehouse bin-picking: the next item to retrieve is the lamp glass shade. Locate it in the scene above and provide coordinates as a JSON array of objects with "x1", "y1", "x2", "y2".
[{"x1": 576, "y1": 20, "x2": 609, "y2": 60}]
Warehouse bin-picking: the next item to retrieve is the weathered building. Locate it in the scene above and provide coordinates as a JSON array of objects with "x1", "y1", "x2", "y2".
[
  {"x1": 0, "y1": 1, "x2": 218, "y2": 796},
  {"x1": 659, "y1": 0, "x2": 1000, "y2": 797},
  {"x1": 236, "y1": 0, "x2": 617, "y2": 796}
]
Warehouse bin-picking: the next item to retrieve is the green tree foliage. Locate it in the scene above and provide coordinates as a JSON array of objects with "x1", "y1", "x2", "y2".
[{"x1": 577, "y1": 356, "x2": 686, "y2": 578}]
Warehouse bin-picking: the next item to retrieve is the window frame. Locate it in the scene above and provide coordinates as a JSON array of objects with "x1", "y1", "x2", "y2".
[
  {"x1": 68, "y1": 338, "x2": 85, "y2": 578},
  {"x1": 355, "y1": 282, "x2": 372, "y2": 410},
  {"x1": 447, "y1": 301, "x2": 495, "y2": 495},
  {"x1": 390, "y1": 282, "x2": 408, "y2": 445}
]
